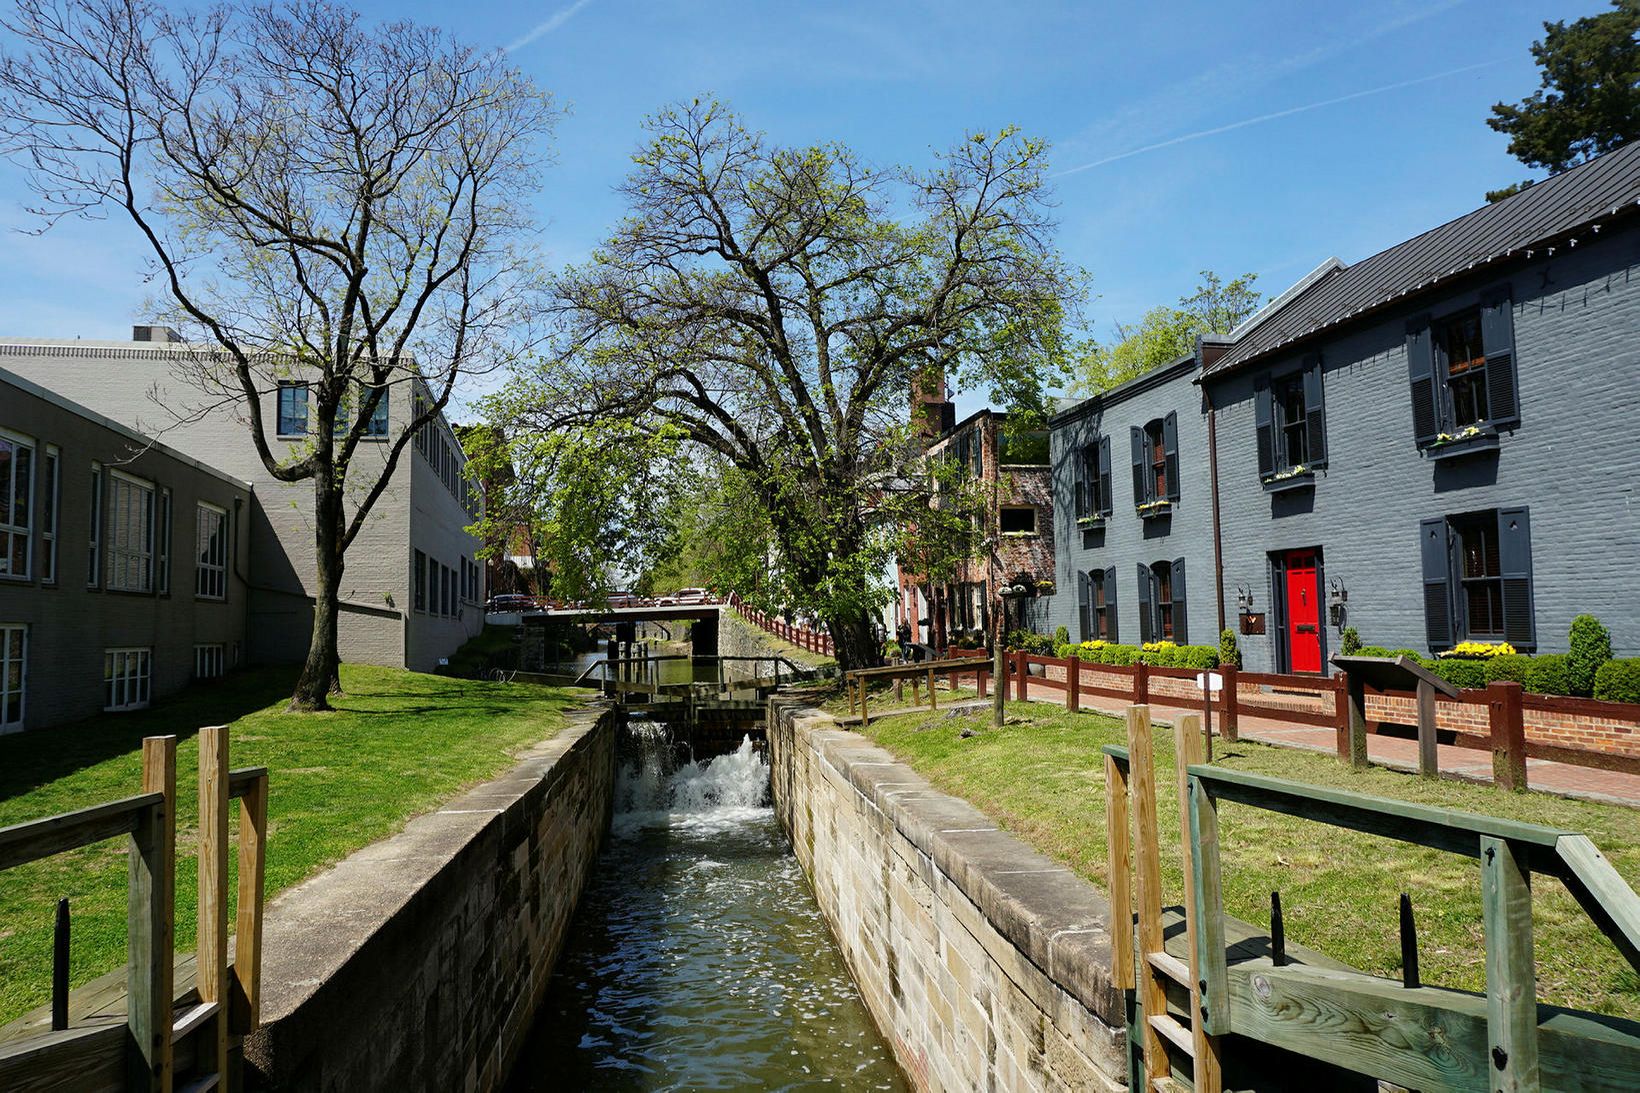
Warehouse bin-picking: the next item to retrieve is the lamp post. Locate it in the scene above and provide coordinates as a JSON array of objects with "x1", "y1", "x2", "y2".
[{"x1": 994, "y1": 579, "x2": 1032, "y2": 728}]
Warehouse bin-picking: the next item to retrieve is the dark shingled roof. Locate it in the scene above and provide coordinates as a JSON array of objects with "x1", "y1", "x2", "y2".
[{"x1": 1204, "y1": 140, "x2": 1640, "y2": 378}]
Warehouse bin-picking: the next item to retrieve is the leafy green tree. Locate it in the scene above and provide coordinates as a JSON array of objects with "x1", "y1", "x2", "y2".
[
  {"x1": 1487, "y1": 1, "x2": 1640, "y2": 202},
  {"x1": 1073, "y1": 271, "x2": 1260, "y2": 394},
  {"x1": 506, "y1": 101, "x2": 1082, "y2": 669},
  {"x1": 0, "y1": 0, "x2": 557, "y2": 710}
]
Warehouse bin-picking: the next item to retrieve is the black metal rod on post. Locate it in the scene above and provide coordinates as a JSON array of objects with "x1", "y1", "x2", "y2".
[
  {"x1": 1270, "y1": 890, "x2": 1286, "y2": 967},
  {"x1": 1399, "y1": 892, "x2": 1421, "y2": 989},
  {"x1": 52, "y1": 897, "x2": 69, "y2": 1030}
]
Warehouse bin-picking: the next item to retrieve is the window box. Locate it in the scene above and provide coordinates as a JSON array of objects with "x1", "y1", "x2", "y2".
[
  {"x1": 1422, "y1": 427, "x2": 1499, "y2": 461},
  {"x1": 1075, "y1": 515, "x2": 1105, "y2": 530},
  {"x1": 1260, "y1": 465, "x2": 1316, "y2": 493},
  {"x1": 1136, "y1": 498, "x2": 1172, "y2": 520}
]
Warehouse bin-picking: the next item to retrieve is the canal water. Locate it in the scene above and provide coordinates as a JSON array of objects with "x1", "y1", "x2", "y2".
[{"x1": 503, "y1": 727, "x2": 906, "y2": 1091}]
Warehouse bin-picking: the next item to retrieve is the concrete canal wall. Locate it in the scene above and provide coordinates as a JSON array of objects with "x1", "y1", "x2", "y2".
[
  {"x1": 767, "y1": 700, "x2": 1127, "y2": 1092},
  {"x1": 244, "y1": 704, "x2": 617, "y2": 1092}
]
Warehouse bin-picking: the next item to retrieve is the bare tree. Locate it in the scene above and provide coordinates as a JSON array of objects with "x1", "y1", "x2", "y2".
[
  {"x1": 509, "y1": 100, "x2": 1079, "y2": 670},
  {"x1": 0, "y1": 0, "x2": 558, "y2": 708}
]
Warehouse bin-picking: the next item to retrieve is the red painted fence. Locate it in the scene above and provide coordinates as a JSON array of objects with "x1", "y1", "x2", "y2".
[{"x1": 725, "y1": 591, "x2": 835, "y2": 657}]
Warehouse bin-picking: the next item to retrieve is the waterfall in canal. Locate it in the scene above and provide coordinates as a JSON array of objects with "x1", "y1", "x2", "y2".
[{"x1": 503, "y1": 721, "x2": 905, "y2": 1091}]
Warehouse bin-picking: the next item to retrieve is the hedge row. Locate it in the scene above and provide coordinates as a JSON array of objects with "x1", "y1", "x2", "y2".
[{"x1": 1049, "y1": 641, "x2": 1220, "y2": 669}]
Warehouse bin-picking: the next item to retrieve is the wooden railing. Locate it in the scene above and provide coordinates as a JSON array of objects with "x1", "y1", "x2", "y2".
[
  {"x1": 725, "y1": 592, "x2": 835, "y2": 656},
  {"x1": 843, "y1": 657, "x2": 992, "y2": 726},
  {"x1": 1105, "y1": 709, "x2": 1640, "y2": 1092},
  {"x1": 0, "y1": 727, "x2": 267, "y2": 1093}
]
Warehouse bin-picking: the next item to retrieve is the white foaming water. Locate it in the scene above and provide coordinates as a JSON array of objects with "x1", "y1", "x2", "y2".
[{"x1": 613, "y1": 733, "x2": 770, "y2": 836}]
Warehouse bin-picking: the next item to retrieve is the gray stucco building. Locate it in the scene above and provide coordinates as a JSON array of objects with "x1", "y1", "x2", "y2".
[{"x1": 0, "y1": 366, "x2": 252, "y2": 732}]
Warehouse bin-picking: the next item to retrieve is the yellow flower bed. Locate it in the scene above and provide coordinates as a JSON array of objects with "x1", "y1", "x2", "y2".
[{"x1": 1442, "y1": 640, "x2": 1516, "y2": 658}]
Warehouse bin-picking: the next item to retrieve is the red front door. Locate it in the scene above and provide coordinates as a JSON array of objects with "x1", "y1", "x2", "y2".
[{"x1": 1285, "y1": 551, "x2": 1322, "y2": 673}]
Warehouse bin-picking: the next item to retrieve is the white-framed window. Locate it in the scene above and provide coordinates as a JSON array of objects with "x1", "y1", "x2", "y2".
[
  {"x1": 1, "y1": 624, "x2": 25, "y2": 729},
  {"x1": 0, "y1": 428, "x2": 35, "y2": 580},
  {"x1": 194, "y1": 643, "x2": 225, "y2": 680},
  {"x1": 157, "y1": 488, "x2": 172, "y2": 594},
  {"x1": 104, "y1": 647, "x2": 151, "y2": 711},
  {"x1": 87, "y1": 462, "x2": 102, "y2": 587},
  {"x1": 195, "y1": 503, "x2": 228, "y2": 600},
  {"x1": 41, "y1": 446, "x2": 58, "y2": 584},
  {"x1": 107, "y1": 471, "x2": 155, "y2": 593}
]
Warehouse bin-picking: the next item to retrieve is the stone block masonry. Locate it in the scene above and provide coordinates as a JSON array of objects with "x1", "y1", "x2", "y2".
[
  {"x1": 767, "y1": 699, "x2": 1127, "y2": 1092},
  {"x1": 244, "y1": 704, "x2": 616, "y2": 1091}
]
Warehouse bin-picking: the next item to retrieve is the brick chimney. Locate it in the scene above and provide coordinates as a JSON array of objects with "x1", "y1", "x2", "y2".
[
  {"x1": 911, "y1": 365, "x2": 949, "y2": 443},
  {"x1": 132, "y1": 325, "x2": 183, "y2": 343}
]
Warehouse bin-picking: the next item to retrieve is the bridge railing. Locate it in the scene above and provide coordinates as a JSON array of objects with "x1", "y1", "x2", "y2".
[{"x1": 725, "y1": 592, "x2": 834, "y2": 656}]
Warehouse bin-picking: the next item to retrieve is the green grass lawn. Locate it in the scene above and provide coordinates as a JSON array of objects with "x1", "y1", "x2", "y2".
[
  {"x1": 856, "y1": 695, "x2": 1640, "y2": 1017},
  {"x1": 0, "y1": 663, "x2": 583, "y2": 1027}
]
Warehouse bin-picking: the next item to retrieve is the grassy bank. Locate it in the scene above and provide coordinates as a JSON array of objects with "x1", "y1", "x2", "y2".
[
  {"x1": 859, "y1": 699, "x2": 1640, "y2": 1016},
  {"x1": 0, "y1": 664, "x2": 583, "y2": 1026}
]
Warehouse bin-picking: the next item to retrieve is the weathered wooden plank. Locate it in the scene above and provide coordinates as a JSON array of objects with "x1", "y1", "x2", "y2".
[
  {"x1": 1481, "y1": 835, "x2": 1539, "y2": 1091},
  {"x1": 1226, "y1": 958, "x2": 1640, "y2": 1092},
  {"x1": 1553, "y1": 833, "x2": 1640, "y2": 973},
  {"x1": 1416, "y1": 679, "x2": 1439, "y2": 779},
  {"x1": 129, "y1": 736, "x2": 176, "y2": 1093},
  {"x1": 1186, "y1": 764, "x2": 1568, "y2": 856},
  {"x1": 0, "y1": 795, "x2": 160, "y2": 870},
  {"x1": 197, "y1": 727, "x2": 229, "y2": 1081},
  {"x1": 230, "y1": 772, "x2": 267, "y2": 1036},
  {"x1": 0, "y1": 1023, "x2": 125, "y2": 1093},
  {"x1": 1104, "y1": 752, "x2": 1134, "y2": 993},
  {"x1": 1126, "y1": 706, "x2": 1171, "y2": 1081},
  {"x1": 1188, "y1": 774, "x2": 1229, "y2": 1037},
  {"x1": 1173, "y1": 714, "x2": 1221, "y2": 1093}
]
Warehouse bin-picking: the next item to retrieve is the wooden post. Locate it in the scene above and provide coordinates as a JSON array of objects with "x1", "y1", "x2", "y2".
[
  {"x1": 977, "y1": 664, "x2": 989, "y2": 700},
  {"x1": 230, "y1": 773, "x2": 267, "y2": 1035},
  {"x1": 1416, "y1": 680, "x2": 1440, "y2": 779},
  {"x1": 927, "y1": 668, "x2": 937, "y2": 711},
  {"x1": 129, "y1": 735, "x2": 175, "y2": 1093},
  {"x1": 1343, "y1": 671, "x2": 1368, "y2": 770},
  {"x1": 1481, "y1": 835, "x2": 1539, "y2": 1090},
  {"x1": 1015, "y1": 651, "x2": 1028, "y2": 702},
  {"x1": 1125, "y1": 706, "x2": 1169, "y2": 1082},
  {"x1": 1104, "y1": 751, "x2": 1133, "y2": 993},
  {"x1": 1188, "y1": 772, "x2": 1230, "y2": 1037},
  {"x1": 198, "y1": 726, "x2": 230, "y2": 1080},
  {"x1": 1066, "y1": 656, "x2": 1080, "y2": 712},
  {"x1": 1221, "y1": 663, "x2": 1239, "y2": 743},
  {"x1": 1173, "y1": 714, "x2": 1223, "y2": 1092},
  {"x1": 1133, "y1": 660, "x2": 1150, "y2": 705},
  {"x1": 1489, "y1": 681, "x2": 1528, "y2": 792},
  {"x1": 911, "y1": 673, "x2": 920, "y2": 707}
]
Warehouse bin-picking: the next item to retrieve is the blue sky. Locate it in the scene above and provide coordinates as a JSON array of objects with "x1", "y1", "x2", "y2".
[{"x1": 0, "y1": 0, "x2": 1596, "y2": 412}]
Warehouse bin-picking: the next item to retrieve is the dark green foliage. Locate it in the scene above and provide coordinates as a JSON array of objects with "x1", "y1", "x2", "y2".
[
  {"x1": 1101, "y1": 644, "x2": 1143, "y2": 666},
  {"x1": 1355, "y1": 645, "x2": 1396, "y2": 658},
  {"x1": 1422, "y1": 658, "x2": 1490, "y2": 691},
  {"x1": 1054, "y1": 642, "x2": 1076, "y2": 660},
  {"x1": 442, "y1": 625, "x2": 522, "y2": 678},
  {"x1": 1219, "y1": 628, "x2": 1242, "y2": 668},
  {"x1": 1488, "y1": 1, "x2": 1640, "y2": 181},
  {"x1": 1053, "y1": 625, "x2": 1071, "y2": 647},
  {"x1": 1392, "y1": 649, "x2": 1426, "y2": 663},
  {"x1": 1005, "y1": 629, "x2": 1054, "y2": 655},
  {"x1": 1485, "y1": 653, "x2": 1572, "y2": 696},
  {"x1": 1567, "y1": 614, "x2": 1613, "y2": 697},
  {"x1": 1593, "y1": 658, "x2": 1640, "y2": 704},
  {"x1": 1175, "y1": 645, "x2": 1221, "y2": 670},
  {"x1": 1340, "y1": 627, "x2": 1362, "y2": 656}
]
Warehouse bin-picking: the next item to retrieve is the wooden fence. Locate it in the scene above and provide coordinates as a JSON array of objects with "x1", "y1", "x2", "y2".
[
  {"x1": 726, "y1": 593, "x2": 835, "y2": 656},
  {"x1": 0, "y1": 727, "x2": 267, "y2": 1093}
]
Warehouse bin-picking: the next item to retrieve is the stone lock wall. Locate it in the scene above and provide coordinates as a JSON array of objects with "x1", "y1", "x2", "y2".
[
  {"x1": 244, "y1": 704, "x2": 616, "y2": 1092},
  {"x1": 767, "y1": 700, "x2": 1127, "y2": 1092}
]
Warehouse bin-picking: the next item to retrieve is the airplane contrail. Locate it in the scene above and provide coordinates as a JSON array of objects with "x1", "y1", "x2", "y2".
[
  {"x1": 505, "y1": 0, "x2": 596, "y2": 53},
  {"x1": 1055, "y1": 59, "x2": 1504, "y2": 178}
]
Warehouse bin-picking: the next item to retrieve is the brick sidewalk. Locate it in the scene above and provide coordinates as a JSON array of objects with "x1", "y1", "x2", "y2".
[{"x1": 1005, "y1": 675, "x2": 1640, "y2": 809}]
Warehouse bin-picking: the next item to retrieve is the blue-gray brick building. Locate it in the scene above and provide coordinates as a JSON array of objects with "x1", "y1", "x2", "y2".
[{"x1": 1041, "y1": 139, "x2": 1640, "y2": 672}]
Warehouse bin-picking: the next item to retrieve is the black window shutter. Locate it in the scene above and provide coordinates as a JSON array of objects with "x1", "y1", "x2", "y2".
[
  {"x1": 1419, "y1": 517, "x2": 1453, "y2": 650},
  {"x1": 1130, "y1": 426, "x2": 1146, "y2": 506},
  {"x1": 1302, "y1": 353, "x2": 1326, "y2": 467},
  {"x1": 1108, "y1": 564, "x2": 1121, "y2": 643},
  {"x1": 1480, "y1": 286, "x2": 1521, "y2": 428},
  {"x1": 1254, "y1": 374, "x2": 1275, "y2": 477},
  {"x1": 1172, "y1": 557, "x2": 1188, "y2": 644},
  {"x1": 1073, "y1": 445, "x2": 1087, "y2": 519},
  {"x1": 1097, "y1": 435, "x2": 1113, "y2": 516},
  {"x1": 1497, "y1": 506, "x2": 1536, "y2": 648},
  {"x1": 1136, "y1": 563, "x2": 1152, "y2": 644},
  {"x1": 1077, "y1": 570, "x2": 1091, "y2": 641},
  {"x1": 1162, "y1": 412, "x2": 1181, "y2": 502},
  {"x1": 1406, "y1": 316, "x2": 1440, "y2": 446}
]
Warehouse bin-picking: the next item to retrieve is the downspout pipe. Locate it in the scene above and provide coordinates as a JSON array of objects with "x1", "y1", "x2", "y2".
[{"x1": 1207, "y1": 397, "x2": 1227, "y2": 636}]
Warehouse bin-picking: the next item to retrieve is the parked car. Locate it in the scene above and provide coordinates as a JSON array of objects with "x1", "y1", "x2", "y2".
[
  {"x1": 486, "y1": 593, "x2": 536, "y2": 613},
  {"x1": 675, "y1": 587, "x2": 710, "y2": 604}
]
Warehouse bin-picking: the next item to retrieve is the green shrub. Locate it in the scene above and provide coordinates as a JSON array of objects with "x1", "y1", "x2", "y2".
[
  {"x1": 1393, "y1": 649, "x2": 1426, "y2": 663},
  {"x1": 1423, "y1": 658, "x2": 1488, "y2": 690},
  {"x1": 1356, "y1": 645, "x2": 1396, "y2": 658},
  {"x1": 1340, "y1": 627, "x2": 1362, "y2": 655},
  {"x1": 1593, "y1": 658, "x2": 1640, "y2": 705},
  {"x1": 1054, "y1": 642, "x2": 1076, "y2": 660},
  {"x1": 1177, "y1": 645, "x2": 1221, "y2": 670},
  {"x1": 1219, "y1": 628, "x2": 1242, "y2": 668},
  {"x1": 1102, "y1": 643, "x2": 1142, "y2": 666},
  {"x1": 1053, "y1": 625, "x2": 1071, "y2": 648},
  {"x1": 1567, "y1": 614, "x2": 1612, "y2": 697},
  {"x1": 1005, "y1": 629, "x2": 1054, "y2": 656},
  {"x1": 1484, "y1": 653, "x2": 1571, "y2": 696}
]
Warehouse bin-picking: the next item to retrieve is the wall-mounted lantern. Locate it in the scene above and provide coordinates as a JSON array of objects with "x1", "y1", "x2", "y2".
[{"x1": 1328, "y1": 578, "x2": 1349, "y2": 628}]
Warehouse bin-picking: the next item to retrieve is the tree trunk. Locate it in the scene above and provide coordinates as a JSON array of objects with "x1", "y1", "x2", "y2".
[
  {"x1": 291, "y1": 476, "x2": 345, "y2": 710},
  {"x1": 828, "y1": 610, "x2": 880, "y2": 673}
]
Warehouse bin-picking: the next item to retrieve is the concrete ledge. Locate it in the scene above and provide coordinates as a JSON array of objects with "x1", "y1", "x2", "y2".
[{"x1": 245, "y1": 704, "x2": 616, "y2": 1091}]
